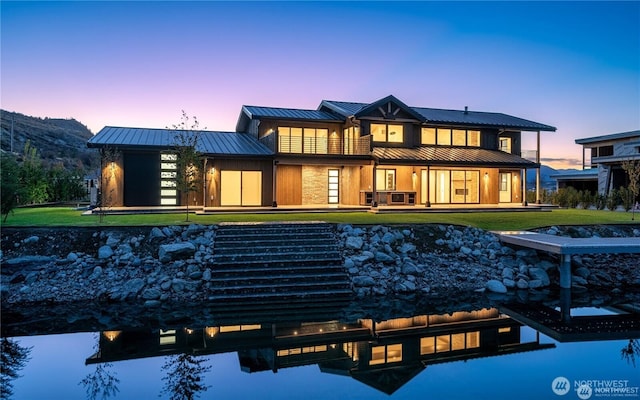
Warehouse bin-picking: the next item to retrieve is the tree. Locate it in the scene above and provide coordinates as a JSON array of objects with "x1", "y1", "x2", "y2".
[
  {"x1": 621, "y1": 159, "x2": 640, "y2": 220},
  {"x1": 0, "y1": 154, "x2": 25, "y2": 222},
  {"x1": 621, "y1": 338, "x2": 640, "y2": 367},
  {"x1": 160, "y1": 354, "x2": 211, "y2": 400},
  {"x1": 18, "y1": 140, "x2": 49, "y2": 204},
  {"x1": 1, "y1": 338, "x2": 32, "y2": 399},
  {"x1": 168, "y1": 111, "x2": 203, "y2": 222}
]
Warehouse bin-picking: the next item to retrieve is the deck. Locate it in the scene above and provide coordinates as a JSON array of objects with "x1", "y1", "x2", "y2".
[{"x1": 495, "y1": 231, "x2": 640, "y2": 288}]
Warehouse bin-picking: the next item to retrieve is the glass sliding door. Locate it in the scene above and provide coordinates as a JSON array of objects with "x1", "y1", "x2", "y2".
[
  {"x1": 428, "y1": 169, "x2": 479, "y2": 204},
  {"x1": 220, "y1": 170, "x2": 262, "y2": 206}
]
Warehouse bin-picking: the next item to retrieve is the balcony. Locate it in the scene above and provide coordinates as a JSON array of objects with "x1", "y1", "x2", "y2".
[{"x1": 259, "y1": 132, "x2": 371, "y2": 156}]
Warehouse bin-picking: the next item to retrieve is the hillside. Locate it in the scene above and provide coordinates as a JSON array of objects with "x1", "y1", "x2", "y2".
[
  {"x1": 527, "y1": 164, "x2": 558, "y2": 191},
  {"x1": 0, "y1": 110, "x2": 98, "y2": 169}
]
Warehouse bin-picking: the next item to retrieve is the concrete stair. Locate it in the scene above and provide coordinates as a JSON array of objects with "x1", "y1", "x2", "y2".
[{"x1": 208, "y1": 222, "x2": 352, "y2": 302}]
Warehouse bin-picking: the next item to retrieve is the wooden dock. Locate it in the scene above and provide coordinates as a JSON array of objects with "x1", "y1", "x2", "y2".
[{"x1": 494, "y1": 231, "x2": 640, "y2": 288}]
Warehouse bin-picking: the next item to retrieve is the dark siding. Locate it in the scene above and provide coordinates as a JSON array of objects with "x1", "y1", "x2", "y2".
[{"x1": 123, "y1": 152, "x2": 160, "y2": 206}]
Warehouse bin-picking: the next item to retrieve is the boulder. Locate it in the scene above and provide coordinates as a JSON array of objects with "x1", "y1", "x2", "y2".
[
  {"x1": 98, "y1": 245, "x2": 114, "y2": 259},
  {"x1": 486, "y1": 280, "x2": 508, "y2": 294},
  {"x1": 516, "y1": 278, "x2": 529, "y2": 289},
  {"x1": 23, "y1": 236, "x2": 40, "y2": 244},
  {"x1": 158, "y1": 242, "x2": 196, "y2": 262},
  {"x1": 345, "y1": 236, "x2": 364, "y2": 250},
  {"x1": 149, "y1": 227, "x2": 166, "y2": 241},
  {"x1": 375, "y1": 251, "x2": 395, "y2": 263},
  {"x1": 528, "y1": 267, "x2": 550, "y2": 286},
  {"x1": 353, "y1": 276, "x2": 376, "y2": 287}
]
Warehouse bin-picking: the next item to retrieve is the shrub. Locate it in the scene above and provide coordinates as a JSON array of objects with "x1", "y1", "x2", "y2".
[
  {"x1": 606, "y1": 188, "x2": 620, "y2": 211},
  {"x1": 619, "y1": 186, "x2": 634, "y2": 212}
]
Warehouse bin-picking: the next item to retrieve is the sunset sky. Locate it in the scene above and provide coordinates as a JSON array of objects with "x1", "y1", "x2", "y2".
[{"x1": 1, "y1": 1, "x2": 638, "y2": 169}]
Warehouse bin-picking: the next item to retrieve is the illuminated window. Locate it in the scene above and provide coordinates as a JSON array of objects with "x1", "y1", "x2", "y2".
[
  {"x1": 279, "y1": 127, "x2": 327, "y2": 154},
  {"x1": 219, "y1": 324, "x2": 262, "y2": 333},
  {"x1": 421, "y1": 127, "x2": 436, "y2": 145},
  {"x1": 437, "y1": 128, "x2": 451, "y2": 145},
  {"x1": 370, "y1": 344, "x2": 403, "y2": 365},
  {"x1": 220, "y1": 170, "x2": 262, "y2": 206},
  {"x1": 277, "y1": 345, "x2": 328, "y2": 357},
  {"x1": 429, "y1": 169, "x2": 479, "y2": 204},
  {"x1": 498, "y1": 327, "x2": 512, "y2": 334},
  {"x1": 161, "y1": 154, "x2": 177, "y2": 161},
  {"x1": 467, "y1": 332, "x2": 480, "y2": 348},
  {"x1": 343, "y1": 126, "x2": 361, "y2": 154},
  {"x1": 376, "y1": 169, "x2": 396, "y2": 191},
  {"x1": 452, "y1": 129, "x2": 466, "y2": 146},
  {"x1": 160, "y1": 153, "x2": 178, "y2": 205},
  {"x1": 451, "y1": 333, "x2": 466, "y2": 351},
  {"x1": 467, "y1": 130, "x2": 480, "y2": 146},
  {"x1": 159, "y1": 329, "x2": 176, "y2": 345},
  {"x1": 420, "y1": 337, "x2": 435, "y2": 355},
  {"x1": 371, "y1": 123, "x2": 403, "y2": 143},
  {"x1": 499, "y1": 137, "x2": 512, "y2": 153},
  {"x1": 436, "y1": 335, "x2": 450, "y2": 352}
]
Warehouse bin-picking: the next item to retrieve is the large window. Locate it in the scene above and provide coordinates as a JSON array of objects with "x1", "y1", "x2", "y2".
[
  {"x1": 279, "y1": 127, "x2": 328, "y2": 154},
  {"x1": 370, "y1": 344, "x2": 403, "y2": 366},
  {"x1": 428, "y1": 169, "x2": 479, "y2": 204},
  {"x1": 376, "y1": 169, "x2": 396, "y2": 191},
  {"x1": 422, "y1": 127, "x2": 480, "y2": 147},
  {"x1": 343, "y1": 126, "x2": 361, "y2": 155},
  {"x1": 160, "y1": 153, "x2": 177, "y2": 205},
  {"x1": 499, "y1": 137, "x2": 512, "y2": 153},
  {"x1": 371, "y1": 123, "x2": 403, "y2": 143},
  {"x1": 220, "y1": 170, "x2": 262, "y2": 206},
  {"x1": 420, "y1": 332, "x2": 479, "y2": 355}
]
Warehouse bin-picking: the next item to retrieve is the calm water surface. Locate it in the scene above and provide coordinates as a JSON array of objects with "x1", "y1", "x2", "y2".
[{"x1": 4, "y1": 304, "x2": 639, "y2": 400}]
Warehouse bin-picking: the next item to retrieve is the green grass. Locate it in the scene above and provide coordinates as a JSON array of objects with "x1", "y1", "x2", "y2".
[{"x1": 2, "y1": 207, "x2": 638, "y2": 231}]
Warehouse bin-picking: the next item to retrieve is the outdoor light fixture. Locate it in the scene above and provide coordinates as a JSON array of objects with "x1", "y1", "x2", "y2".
[{"x1": 103, "y1": 331, "x2": 121, "y2": 341}]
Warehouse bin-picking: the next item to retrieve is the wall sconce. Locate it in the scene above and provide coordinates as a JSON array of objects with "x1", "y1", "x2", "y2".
[
  {"x1": 484, "y1": 172, "x2": 489, "y2": 180},
  {"x1": 210, "y1": 167, "x2": 215, "y2": 175},
  {"x1": 103, "y1": 331, "x2": 121, "y2": 341}
]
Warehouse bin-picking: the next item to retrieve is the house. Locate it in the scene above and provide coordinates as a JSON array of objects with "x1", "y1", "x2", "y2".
[
  {"x1": 87, "y1": 95, "x2": 556, "y2": 209},
  {"x1": 573, "y1": 130, "x2": 640, "y2": 195}
]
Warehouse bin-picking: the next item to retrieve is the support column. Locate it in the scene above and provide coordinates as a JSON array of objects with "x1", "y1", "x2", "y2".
[
  {"x1": 371, "y1": 163, "x2": 378, "y2": 207},
  {"x1": 536, "y1": 131, "x2": 541, "y2": 204},
  {"x1": 522, "y1": 168, "x2": 528, "y2": 206},
  {"x1": 272, "y1": 161, "x2": 278, "y2": 207},
  {"x1": 203, "y1": 158, "x2": 208, "y2": 208},
  {"x1": 425, "y1": 165, "x2": 431, "y2": 207},
  {"x1": 559, "y1": 254, "x2": 572, "y2": 289}
]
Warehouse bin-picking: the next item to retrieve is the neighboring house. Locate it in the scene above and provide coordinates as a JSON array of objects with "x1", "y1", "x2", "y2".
[
  {"x1": 574, "y1": 130, "x2": 640, "y2": 195},
  {"x1": 87, "y1": 95, "x2": 555, "y2": 208},
  {"x1": 550, "y1": 169, "x2": 598, "y2": 193}
]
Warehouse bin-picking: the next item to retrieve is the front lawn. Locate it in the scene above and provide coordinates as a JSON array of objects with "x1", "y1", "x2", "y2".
[{"x1": 1, "y1": 207, "x2": 638, "y2": 231}]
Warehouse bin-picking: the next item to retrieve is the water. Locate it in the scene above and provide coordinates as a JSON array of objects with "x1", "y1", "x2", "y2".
[{"x1": 3, "y1": 300, "x2": 639, "y2": 400}]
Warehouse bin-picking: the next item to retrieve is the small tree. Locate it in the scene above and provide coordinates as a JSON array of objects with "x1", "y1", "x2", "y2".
[
  {"x1": 19, "y1": 140, "x2": 49, "y2": 204},
  {"x1": 621, "y1": 159, "x2": 640, "y2": 220},
  {"x1": 606, "y1": 188, "x2": 619, "y2": 211},
  {"x1": 168, "y1": 111, "x2": 203, "y2": 222},
  {"x1": 1, "y1": 154, "x2": 25, "y2": 222}
]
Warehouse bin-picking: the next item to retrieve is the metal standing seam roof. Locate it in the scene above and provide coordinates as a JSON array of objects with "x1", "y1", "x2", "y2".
[
  {"x1": 575, "y1": 130, "x2": 640, "y2": 145},
  {"x1": 87, "y1": 127, "x2": 273, "y2": 156},
  {"x1": 241, "y1": 105, "x2": 344, "y2": 122},
  {"x1": 373, "y1": 146, "x2": 538, "y2": 167},
  {"x1": 321, "y1": 100, "x2": 556, "y2": 132}
]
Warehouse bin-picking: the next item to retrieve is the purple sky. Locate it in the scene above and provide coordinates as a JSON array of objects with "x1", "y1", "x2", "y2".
[{"x1": 2, "y1": 1, "x2": 638, "y2": 169}]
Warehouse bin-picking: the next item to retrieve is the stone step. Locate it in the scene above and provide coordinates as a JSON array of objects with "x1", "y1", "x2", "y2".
[
  {"x1": 212, "y1": 244, "x2": 339, "y2": 255},
  {"x1": 209, "y1": 272, "x2": 348, "y2": 285},
  {"x1": 207, "y1": 288, "x2": 353, "y2": 302},
  {"x1": 216, "y1": 222, "x2": 333, "y2": 232},
  {"x1": 214, "y1": 231, "x2": 335, "y2": 242},
  {"x1": 209, "y1": 264, "x2": 347, "y2": 276},
  {"x1": 211, "y1": 251, "x2": 342, "y2": 264}
]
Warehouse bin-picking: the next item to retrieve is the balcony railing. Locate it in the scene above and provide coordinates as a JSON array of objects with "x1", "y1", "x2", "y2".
[{"x1": 259, "y1": 132, "x2": 370, "y2": 156}]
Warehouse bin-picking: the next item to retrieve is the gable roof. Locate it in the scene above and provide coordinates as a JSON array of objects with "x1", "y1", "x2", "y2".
[
  {"x1": 320, "y1": 97, "x2": 556, "y2": 132},
  {"x1": 87, "y1": 126, "x2": 272, "y2": 157},
  {"x1": 373, "y1": 146, "x2": 538, "y2": 167},
  {"x1": 236, "y1": 105, "x2": 344, "y2": 131},
  {"x1": 352, "y1": 94, "x2": 426, "y2": 121}
]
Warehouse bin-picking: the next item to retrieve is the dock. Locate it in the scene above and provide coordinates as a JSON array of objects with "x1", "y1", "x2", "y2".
[{"x1": 494, "y1": 231, "x2": 640, "y2": 288}]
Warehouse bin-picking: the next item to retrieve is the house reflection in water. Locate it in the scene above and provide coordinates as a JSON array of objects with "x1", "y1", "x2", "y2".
[{"x1": 86, "y1": 308, "x2": 554, "y2": 395}]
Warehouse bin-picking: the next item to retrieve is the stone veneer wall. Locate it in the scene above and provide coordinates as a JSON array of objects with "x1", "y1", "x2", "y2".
[{"x1": 301, "y1": 166, "x2": 328, "y2": 205}]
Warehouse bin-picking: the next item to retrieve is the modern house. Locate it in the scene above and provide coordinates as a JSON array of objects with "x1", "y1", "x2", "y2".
[
  {"x1": 87, "y1": 95, "x2": 556, "y2": 209},
  {"x1": 573, "y1": 130, "x2": 640, "y2": 195}
]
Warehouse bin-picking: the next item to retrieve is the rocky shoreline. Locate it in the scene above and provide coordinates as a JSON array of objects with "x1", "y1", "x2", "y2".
[{"x1": 2, "y1": 223, "x2": 640, "y2": 309}]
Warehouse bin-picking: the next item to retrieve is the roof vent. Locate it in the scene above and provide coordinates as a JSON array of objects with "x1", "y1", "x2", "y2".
[{"x1": 464, "y1": 106, "x2": 468, "y2": 114}]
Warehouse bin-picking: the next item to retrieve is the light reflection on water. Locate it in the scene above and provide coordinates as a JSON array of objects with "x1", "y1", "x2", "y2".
[{"x1": 4, "y1": 306, "x2": 640, "y2": 400}]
